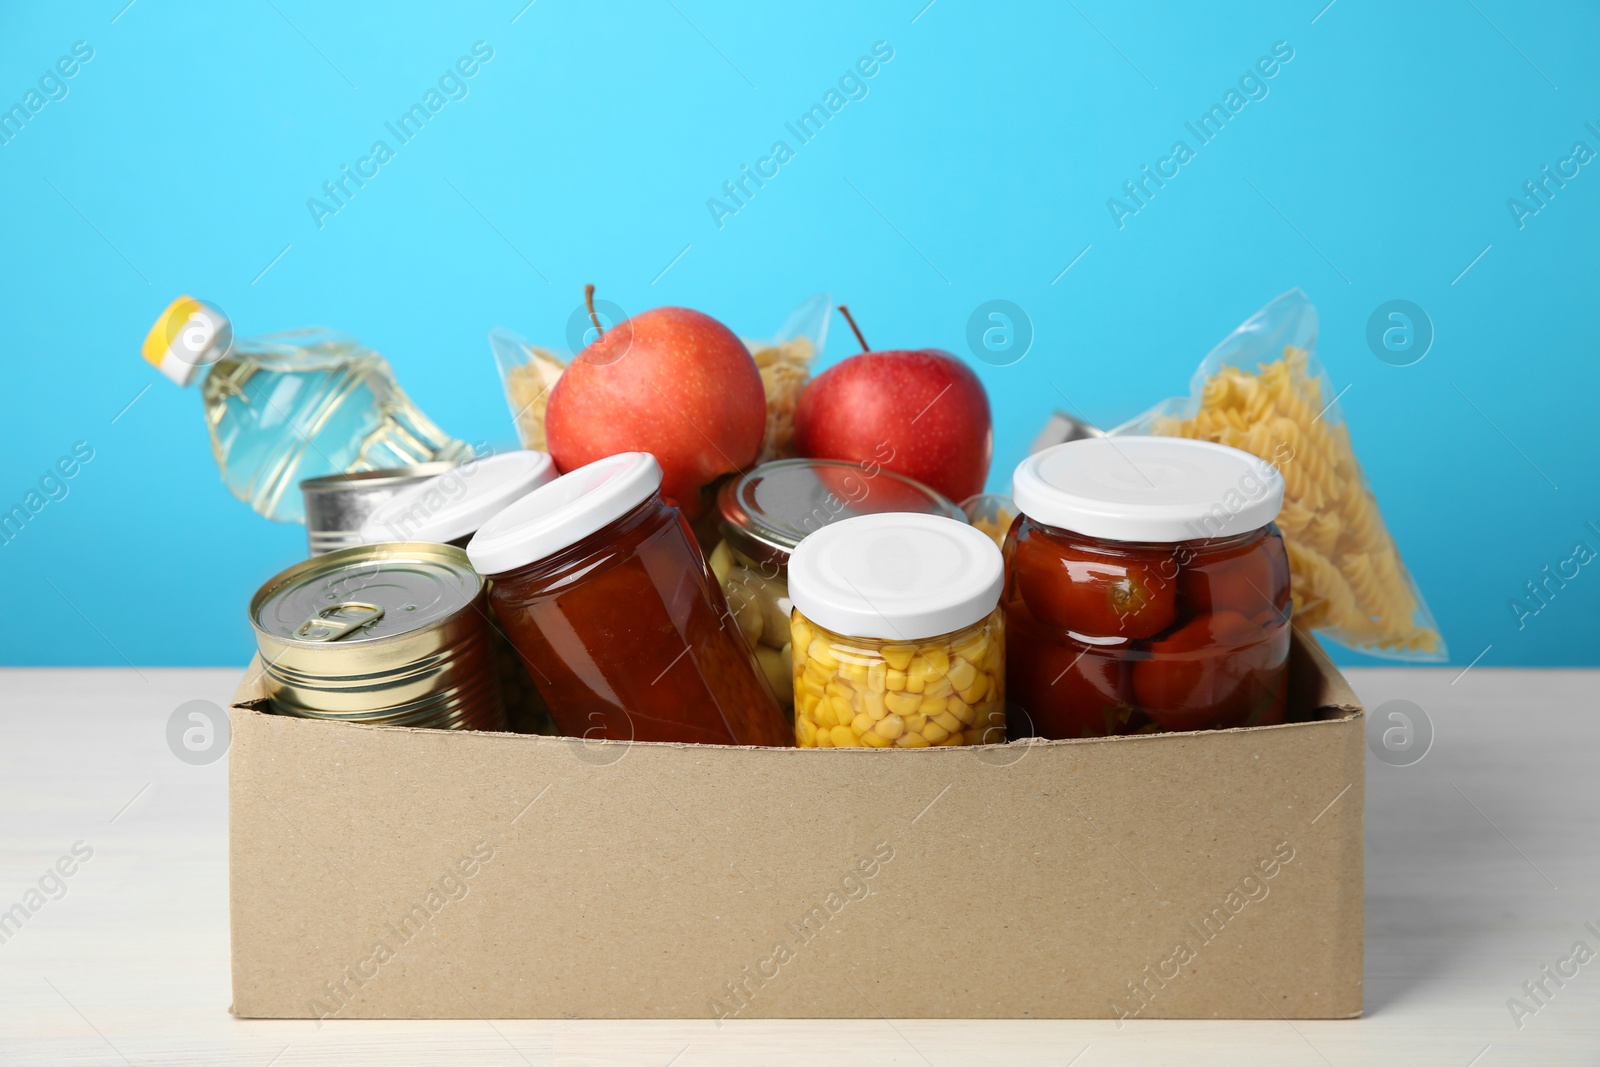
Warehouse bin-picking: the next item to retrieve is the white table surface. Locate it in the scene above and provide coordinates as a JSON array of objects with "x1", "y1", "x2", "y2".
[{"x1": 1, "y1": 666, "x2": 1596, "y2": 1066}]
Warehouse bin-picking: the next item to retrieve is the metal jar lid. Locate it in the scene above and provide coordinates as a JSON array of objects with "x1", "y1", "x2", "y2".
[
  {"x1": 248, "y1": 542, "x2": 503, "y2": 729},
  {"x1": 716, "y1": 458, "x2": 965, "y2": 570},
  {"x1": 300, "y1": 463, "x2": 462, "y2": 556}
]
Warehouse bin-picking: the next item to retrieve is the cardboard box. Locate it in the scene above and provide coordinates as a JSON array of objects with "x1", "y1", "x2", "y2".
[{"x1": 227, "y1": 631, "x2": 1363, "y2": 1021}]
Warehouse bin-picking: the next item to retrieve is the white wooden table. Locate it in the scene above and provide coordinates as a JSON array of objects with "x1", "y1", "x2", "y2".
[{"x1": 1, "y1": 667, "x2": 1595, "y2": 1065}]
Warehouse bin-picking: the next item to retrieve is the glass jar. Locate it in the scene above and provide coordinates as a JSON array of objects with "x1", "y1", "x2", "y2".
[
  {"x1": 710, "y1": 459, "x2": 965, "y2": 710},
  {"x1": 1006, "y1": 437, "x2": 1291, "y2": 738},
  {"x1": 786, "y1": 513, "x2": 1005, "y2": 748},
  {"x1": 466, "y1": 452, "x2": 792, "y2": 747},
  {"x1": 959, "y1": 492, "x2": 1016, "y2": 549},
  {"x1": 358, "y1": 450, "x2": 558, "y2": 735}
]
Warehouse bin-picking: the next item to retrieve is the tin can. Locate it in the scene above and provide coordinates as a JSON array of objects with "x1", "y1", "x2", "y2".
[
  {"x1": 249, "y1": 542, "x2": 505, "y2": 731},
  {"x1": 300, "y1": 463, "x2": 461, "y2": 557}
]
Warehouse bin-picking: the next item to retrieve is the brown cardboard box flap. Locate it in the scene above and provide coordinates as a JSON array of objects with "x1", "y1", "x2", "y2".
[{"x1": 228, "y1": 630, "x2": 1363, "y2": 1020}]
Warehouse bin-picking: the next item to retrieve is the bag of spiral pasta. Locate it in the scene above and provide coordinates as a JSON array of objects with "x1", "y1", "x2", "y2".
[{"x1": 1112, "y1": 288, "x2": 1445, "y2": 661}]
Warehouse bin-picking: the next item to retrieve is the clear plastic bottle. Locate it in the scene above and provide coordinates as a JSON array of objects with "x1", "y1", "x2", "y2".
[{"x1": 141, "y1": 296, "x2": 471, "y2": 523}]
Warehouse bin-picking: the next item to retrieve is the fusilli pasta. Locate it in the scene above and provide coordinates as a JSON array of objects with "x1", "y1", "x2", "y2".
[{"x1": 1152, "y1": 347, "x2": 1442, "y2": 656}]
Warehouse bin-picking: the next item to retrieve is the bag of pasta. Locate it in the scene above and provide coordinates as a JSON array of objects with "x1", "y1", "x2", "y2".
[{"x1": 1113, "y1": 288, "x2": 1445, "y2": 661}]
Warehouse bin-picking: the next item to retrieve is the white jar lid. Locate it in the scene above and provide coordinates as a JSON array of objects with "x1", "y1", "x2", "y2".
[
  {"x1": 787, "y1": 513, "x2": 1003, "y2": 640},
  {"x1": 1012, "y1": 436, "x2": 1284, "y2": 543},
  {"x1": 358, "y1": 451, "x2": 556, "y2": 546},
  {"x1": 466, "y1": 452, "x2": 661, "y2": 576}
]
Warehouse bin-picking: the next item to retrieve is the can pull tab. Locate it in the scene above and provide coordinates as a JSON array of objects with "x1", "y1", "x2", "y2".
[{"x1": 296, "y1": 601, "x2": 385, "y2": 642}]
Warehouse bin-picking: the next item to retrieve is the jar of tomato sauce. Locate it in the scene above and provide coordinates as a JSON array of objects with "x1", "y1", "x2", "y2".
[
  {"x1": 466, "y1": 452, "x2": 792, "y2": 747},
  {"x1": 787, "y1": 513, "x2": 1006, "y2": 748},
  {"x1": 1005, "y1": 437, "x2": 1291, "y2": 737}
]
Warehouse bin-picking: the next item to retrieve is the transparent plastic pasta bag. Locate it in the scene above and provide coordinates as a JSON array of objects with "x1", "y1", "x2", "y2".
[
  {"x1": 489, "y1": 293, "x2": 829, "y2": 463},
  {"x1": 1112, "y1": 288, "x2": 1446, "y2": 661},
  {"x1": 489, "y1": 328, "x2": 564, "y2": 453}
]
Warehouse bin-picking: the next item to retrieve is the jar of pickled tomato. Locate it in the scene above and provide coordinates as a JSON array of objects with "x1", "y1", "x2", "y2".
[
  {"x1": 787, "y1": 513, "x2": 1005, "y2": 748},
  {"x1": 466, "y1": 452, "x2": 792, "y2": 747},
  {"x1": 710, "y1": 458, "x2": 965, "y2": 709},
  {"x1": 1005, "y1": 437, "x2": 1291, "y2": 737}
]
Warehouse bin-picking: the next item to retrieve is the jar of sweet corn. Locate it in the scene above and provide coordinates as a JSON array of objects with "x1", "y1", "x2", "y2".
[
  {"x1": 710, "y1": 458, "x2": 964, "y2": 709},
  {"x1": 1007, "y1": 437, "x2": 1291, "y2": 739},
  {"x1": 786, "y1": 512, "x2": 1005, "y2": 748}
]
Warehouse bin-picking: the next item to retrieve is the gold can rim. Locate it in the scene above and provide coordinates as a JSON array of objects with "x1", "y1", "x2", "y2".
[{"x1": 248, "y1": 541, "x2": 484, "y2": 650}]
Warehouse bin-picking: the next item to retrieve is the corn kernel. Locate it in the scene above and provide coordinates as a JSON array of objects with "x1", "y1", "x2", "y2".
[
  {"x1": 903, "y1": 713, "x2": 927, "y2": 734},
  {"x1": 830, "y1": 694, "x2": 855, "y2": 722},
  {"x1": 946, "y1": 657, "x2": 977, "y2": 692},
  {"x1": 885, "y1": 691, "x2": 921, "y2": 716},
  {"x1": 815, "y1": 702, "x2": 836, "y2": 729},
  {"x1": 896, "y1": 732, "x2": 931, "y2": 748},
  {"x1": 934, "y1": 733, "x2": 963, "y2": 747},
  {"x1": 808, "y1": 637, "x2": 839, "y2": 671},
  {"x1": 815, "y1": 726, "x2": 834, "y2": 748},
  {"x1": 861, "y1": 690, "x2": 887, "y2": 721},
  {"x1": 957, "y1": 675, "x2": 987, "y2": 706},
  {"x1": 881, "y1": 644, "x2": 915, "y2": 670},
  {"x1": 905, "y1": 669, "x2": 926, "y2": 694},
  {"x1": 922, "y1": 720, "x2": 950, "y2": 743},
  {"x1": 924, "y1": 677, "x2": 954, "y2": 700},
  {"x1": 933, "y1": 710, "x2": 963, "y2": 734},
  {"x1": 797, "y1": 718, "x2": 817, "y2": 745},
  {"x1": 886, "y1": 668, "x2": 907, "y2": 692},
  {"x1": 866, "y1": 662, "x2": 888, "y2": 693},
  {"x1": 831, "y1": 725, "x2": 860, "y2": 748},
  {"x1": 790, "y1": 616, "x2": 814, "y2": 653},
  {"x1": 860, "y1": 729, "x2": 891, "y2": 747},
  {"x1": 921, "y1": 648, "x2": 950, "y2": 677},
  {"x1": 840, "y1": 662, "x2": 869, "y2": 687},
  {"x1": 952, "y1": 634, "x2": 988, "y2": 665},
  {"x1": 919, "y1": 695, "x2": 947, "y2": 716},
  {"x1": 851, "y1": 712, "x2": 874, "y2": 736},
  {"x1": 801, "y1": 692, "x2": 821, "y2": 718},
  {"x1": 874, "y1": 713, "x2": 905, "y2": 740},
  {"x1": 802, "y1": 676, "x2": 825, "y2": 699},
  {"x1": 949, "y1": 697, "x2": 977, "y2": 726}
]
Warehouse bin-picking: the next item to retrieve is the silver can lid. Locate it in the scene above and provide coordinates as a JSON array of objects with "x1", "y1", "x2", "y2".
[
  {"x1": 716, "y1": 458, "x2": 964, "y2": 569},
  {"x1": 250, "y1": 542, "x2": 483, "y2": 646}
]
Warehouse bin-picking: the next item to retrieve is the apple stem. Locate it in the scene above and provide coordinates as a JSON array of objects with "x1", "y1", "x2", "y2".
[
  {"x1": 585, "y1": 284, "x2": 604, "y2": 340},
  {"x1": 837, "y1": 305, "x2": 870, "y2": 352}
]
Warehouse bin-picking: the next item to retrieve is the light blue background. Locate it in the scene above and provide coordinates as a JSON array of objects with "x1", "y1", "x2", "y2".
[{"x1": 1, "y1": 0, "x2": 1595, "y2": 668}]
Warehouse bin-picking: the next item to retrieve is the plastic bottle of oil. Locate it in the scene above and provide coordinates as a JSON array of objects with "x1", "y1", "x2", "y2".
[{"x1": 141, "y1": 296, "x2": 471, "y2": 523}]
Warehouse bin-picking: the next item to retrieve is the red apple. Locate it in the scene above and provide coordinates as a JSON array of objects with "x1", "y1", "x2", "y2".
[
  {"x1": 793, "y1": 315, "x2": 992, "y2": 503},
  {"x1": 545, "y1": 294, "x2": 765, "y2": 519}
]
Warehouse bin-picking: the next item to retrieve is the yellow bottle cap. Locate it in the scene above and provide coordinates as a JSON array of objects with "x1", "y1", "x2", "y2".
[{"x1": 142, "y1": 296, "x2": 232, "y2": 386}]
